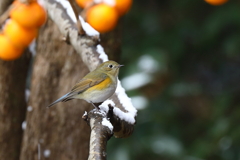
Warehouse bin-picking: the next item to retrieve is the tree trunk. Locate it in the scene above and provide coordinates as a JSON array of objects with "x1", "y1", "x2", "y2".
[
  {"x1": 0, "y1": 52, "x2": 31, "y2": 160},
  {"x1": 20, "y1": 20, "x2": 91, "y2": 160},
  {"x1": 0, "y1": 1, "x2": 31, "y2": 160}
]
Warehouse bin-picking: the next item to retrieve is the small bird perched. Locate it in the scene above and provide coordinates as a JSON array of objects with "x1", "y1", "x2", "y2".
[{"x1": 47, "y1": 60, "x2": 123, "y2": 108}]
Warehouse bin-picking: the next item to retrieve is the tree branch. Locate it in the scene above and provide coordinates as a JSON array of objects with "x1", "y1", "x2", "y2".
[
  {"x1": 83, "y1": 108, "x2": 113, "y2": 160},
  {"x1": 0, "y1": 0, "x2": 12, "y2": 26},
  {"x1": 68, "y1": 0, "x2": 85, "y2": 35}
]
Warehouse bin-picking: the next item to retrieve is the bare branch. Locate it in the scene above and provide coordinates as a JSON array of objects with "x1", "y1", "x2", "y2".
[
  {"x1": 68, "y1": 0, "x2": 85, "y2": 35},
  {"x1": 0, "y1": 0, "x2": 37, "y2": 27},
  {"x1": 0, "y1": 0, "x2": 12, "y2": 14},
  {"x1": 80, "y1": 1, "x2": 95, "y2": 20},
  {"x1": 86, "y1": 109, "x2": 113, "y2": 160},
  {"x1": 0, "y1": 0, "x2": 13, "y2": 26},
  {"x1": 0, "y1": 4, "x2": 12, "y2": 27}
]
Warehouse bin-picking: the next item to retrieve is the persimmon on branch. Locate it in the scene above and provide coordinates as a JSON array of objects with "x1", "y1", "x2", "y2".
[
  {"x1": 44, "y1": 0, "x2": 137, "y2": 159},
  {"x1": 0, "y1": 0, "x2": 46, "y2": 60}
]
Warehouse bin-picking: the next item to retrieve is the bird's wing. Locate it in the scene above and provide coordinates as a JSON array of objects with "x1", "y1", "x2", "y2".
[
  {"x1": 70, "y1": 73, "x2": 107, "y2": 93},
  {"x1": 47, "y1": 73, "x2": 107, "y2": 108}
]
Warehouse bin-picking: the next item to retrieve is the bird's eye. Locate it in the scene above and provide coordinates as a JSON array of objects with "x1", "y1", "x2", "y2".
[{"x1": 108, "y1": 64, "x2": 113, "y2": 68}]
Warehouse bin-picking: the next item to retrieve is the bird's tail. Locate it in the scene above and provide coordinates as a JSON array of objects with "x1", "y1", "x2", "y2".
[{"x1": 47, "y1": 92, "x2": 74, "y2": 108}]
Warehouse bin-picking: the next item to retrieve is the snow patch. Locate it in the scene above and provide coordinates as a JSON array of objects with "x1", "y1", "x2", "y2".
[
  {"x1": 102, "y1": 117, "x2": 113, "y2": 131},
  {"x1": 99, "y1": 81, "x2": 137, "y2": 124},
  {"x1": 83, "y1": 111, "x2": 87, "y2": 117},
  {"x1": 97, "y1": 45, "x2": 108, "y2": 62},
  {"x1": 22, "y1": 121, "x2": 27, "y2": 130},
  {"x1": 99, "y1": 100, "x2": 114, "y2": 112},
  {"x1": 79, "y1": 16, "x2": 99, "y2": 36},
  {"x1": 29, "y1": 40, "x2": 36, "y2": 57},
  {"x1": 44, "y1": 149, "x2": 51, "y2": 158},
  {"x1": 94, "y1": 0, "x2": 115, "y2": 6},
  {"x1": 27, "y1": 106, "x2": 33, "y2": 112},
  {"x1": 56, "y1": 0, "x2": 76, "y2": 22},
  {"x1": 56, "y1": 0, "x2": 99, "y2": 36},
  {"x1": 37, "y1": 0, "x2": 46, "y2": 8},
  {"x1": 115, "y1": 80, "x2": 137, "y2": 124},
  {"x1": 25, "y1": 89, "x2": 30, "y2": 102}
]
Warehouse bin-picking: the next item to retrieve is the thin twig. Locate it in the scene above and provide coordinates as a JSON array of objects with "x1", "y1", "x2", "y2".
[
  {"x1": 0, "y1": 4, "x2": 13, "y2": 26},
  {"x1": 68, "y1": 0, "x2": 85, "y2": 35},
  {"x1": 19, "y1": 0, "x2": 30, "y2": 4},
  {"x1": 0, "y1": 0, "x2": 33, "y2": 27},
  {"x1": 38, "y1": 143, "x2": 41, "y2": 160}
]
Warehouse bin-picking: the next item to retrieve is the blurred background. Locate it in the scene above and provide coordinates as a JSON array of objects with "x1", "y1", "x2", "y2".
[{"x1": 108, "y1": 0, "x2": 240, "y2": 160}]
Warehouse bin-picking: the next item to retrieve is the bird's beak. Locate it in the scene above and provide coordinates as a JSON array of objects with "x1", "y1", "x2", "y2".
[{"x1": 118, "y1": 65, "x2": 124, "y2": 68}]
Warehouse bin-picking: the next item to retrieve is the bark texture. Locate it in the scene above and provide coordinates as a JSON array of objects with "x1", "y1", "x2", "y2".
[
  {"x1": 86, "y1": 110, "x2": 112, "y2": 160},
  {"x1": 20, "y1": 20, "x2": 91, "y2": 160},
  {"x1": 0, "y1": 52, "x2": 31, "y2": 160},
  {"x1": 0, "y1": 0, "x2": 12, "y2": 12},
  {"x1": 0, "y1": 0, "x2": 31, "y2": 160}
]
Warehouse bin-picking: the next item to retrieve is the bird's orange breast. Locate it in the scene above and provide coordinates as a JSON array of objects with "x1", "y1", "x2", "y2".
[{"x1": 87, "y1": 77, "x2": 112, "y2": 92}]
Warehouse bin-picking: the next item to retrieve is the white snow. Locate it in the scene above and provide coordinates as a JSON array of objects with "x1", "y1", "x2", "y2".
[
  {"x1": 38, "y1": 143, "x2": 41, "y2": 160},
  {"x1": 99, "y1": 89, "x2": 137, "y2": 124},
  {"x1": 94, "y1": 0, "x2": 115, "y2": 6},
  {"x1": 44, "y1": 149, "x2": 51, "y2": 158},
  {"x1": 29, "y1": 40, "x2": 36, "y2": 57},
  {"x1": 97, "y1": 45, "x2": 108, "y2": 62},
  {"x1": 98, "y1": 80, "x2": 138, "y2": 124},
  {"x1": 113, "y1": 107, "x2": 136, "y2": 124},
  {"x1": 99, "y1": 99, "x2": 114, "y2": 112},
  {"x1": 103, "y1": 0, "x2": 116, "y2": 6},
  {"x1": 22, "y1": 121, "x2": 27, "y2": 130},
  {"x1": 27, "y1": 106, "x2": 33, "y2": 112},
  {"x1": 79, "y1": 16, "x2": 99, "y2": 36},
  {"x1": 25, "y1": 89, "x2": 30, "y2": 102},
  {"x1": 56, "y1": 0, "x2": 99, "y2": 36},
  {"x1": 102, "y1": 117, "x2": 113, "y2": 131},
  {"x1": 83, "y1": 111, "x2": 87, "y2": 117},
  {"x1": 56, "y1": 0, "x2": 76, "y2": 22},
  {"x1": 37, "y1": 0, "x2": 46, "y2": 8},
  {"x1": 115, "y1": 80, "x2": 137, "y2": 124}
]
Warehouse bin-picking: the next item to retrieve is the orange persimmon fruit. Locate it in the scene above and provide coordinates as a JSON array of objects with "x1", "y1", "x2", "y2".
[
  {"x1": 115, "y1": 0, "x2": 132, "y2": 16},
  {"x1": 86, "y1": 4, "x2": 118, "y2": 33},
  {"x1": 0, "y1": 34, "x2": 23, "y2": 61},
  {"x1": 4, "y1": 19, "x2": 38, "y2": 48},
  {"x1": 204, "y1": 0, "x2": 228, "y2": 5},
  {"x1": 75, "y1": 0, "x2": 92, "y2": 8},
  {"x1": 76, "y1": 0, "x2": 132, "y2": 16},
  {"x1": 10, "y1": 0, "x2": 47, "y2": 28}
]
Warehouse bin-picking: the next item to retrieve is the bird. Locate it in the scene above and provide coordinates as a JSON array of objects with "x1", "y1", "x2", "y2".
[{"x1": 47, "y1": 60, "x2": 123, "y2": 108}]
